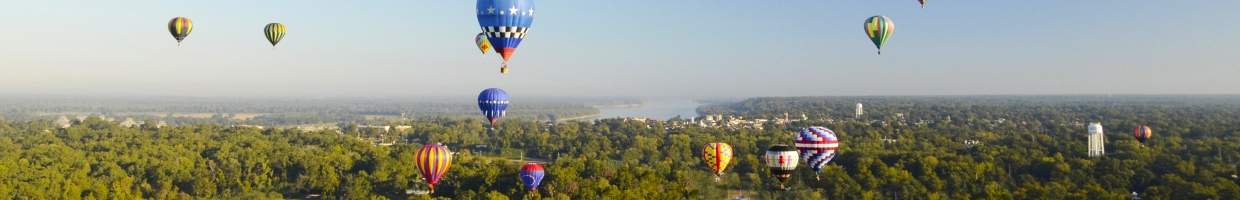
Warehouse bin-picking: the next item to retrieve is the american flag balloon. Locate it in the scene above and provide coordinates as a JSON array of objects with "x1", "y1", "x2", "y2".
[{"x1": 795, "y1": 126, "x2": 840, "y2": 173}]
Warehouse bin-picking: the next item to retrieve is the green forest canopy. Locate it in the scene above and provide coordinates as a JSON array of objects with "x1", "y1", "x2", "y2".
[{"x1": 0, "y1": 96, "x2": 1237, "y2": 199}]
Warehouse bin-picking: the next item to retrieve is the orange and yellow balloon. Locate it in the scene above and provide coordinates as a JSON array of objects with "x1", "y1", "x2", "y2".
[{"x1": 702, "y1": 142, "x2": 733, "y2": 178}]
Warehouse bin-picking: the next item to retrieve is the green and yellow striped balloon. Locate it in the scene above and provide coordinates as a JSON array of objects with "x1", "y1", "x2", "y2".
[
  {"x1": 864, "y1": 15, "x2": 895, "y2": 55},
  {"x1": 167, "y1": 17, "x2": 193, "y2": 46},
  {"x1": 264, "y1": 23, "x2": 286, "y2": 46}
]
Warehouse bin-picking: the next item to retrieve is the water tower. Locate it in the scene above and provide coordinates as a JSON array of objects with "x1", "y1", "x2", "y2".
[
  {"x1": 855, "y1": 103, "x2": 864, "y2": 119},
  {"x1": 1087, "y1": 123, "x2": 1106, "y2": 157}
]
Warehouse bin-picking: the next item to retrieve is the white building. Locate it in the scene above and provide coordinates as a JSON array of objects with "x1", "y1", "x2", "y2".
[
  {"x1": 119, "y1": 118, "x2": 142, "y2": 128},
  {"x1": 55, "y1": 116, "x2": 72, "y2": 128},
  {"x1": 855, "y1": 103, "x2": 864, "y2": 119},
  {"x1": 1087, "y1": 122, "x2": 1106, "y2": 157}
]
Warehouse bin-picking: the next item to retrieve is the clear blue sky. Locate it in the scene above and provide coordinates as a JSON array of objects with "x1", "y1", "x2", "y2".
[{"x1": 0, "y1": 0, "x2": 1237, "y2": 98}]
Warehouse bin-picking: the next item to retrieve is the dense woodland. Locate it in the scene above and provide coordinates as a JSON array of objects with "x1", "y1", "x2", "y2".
[{"x1": 1, "y1": 96, "x2": 1239, "y2": 199}]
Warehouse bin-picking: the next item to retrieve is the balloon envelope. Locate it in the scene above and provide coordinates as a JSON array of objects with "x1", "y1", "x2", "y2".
[
  {"x1": 764, "y1": 145, "x2": 799, "y2": 183},
  {"x1": 477, "y1": 88, "x2": 510, "y2": 125},
  {"x1": 168, "y1": 17, "x2": 193, "y2": 45},
  {"x1": 702, "y1": 142, "x2": 734, "y2": 176},
  {"x1": 795, "y1": 126, "x2": 840, "y2": 172},
  {"x1": 264, "y1": 23, "x2": 286, "y2": 46},
  {"x1": 477, "y1": 0, "x2": 535, "y2": 64},
  {"x1": 1133, "y1": 125, "x2": 1153, "y2": 144},
  {"x1": 475, "y1": 32, "x2": 493, "y2": 54},
  {"x1": 414, "y1": 143, "x2": 453, "y2": 192},
  {"x1": 864, "y1": 16, "x2": 894, "y2": 54},
  {"x1": 520, "y1": 163, "x2": 545, "y2": 191}
]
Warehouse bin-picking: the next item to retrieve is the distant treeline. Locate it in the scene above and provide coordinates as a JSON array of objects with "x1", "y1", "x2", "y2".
[
  {"x1": 0, "y1": 96, "x2": 612, "y2": 125},
  {"x1": 699, "y1": 95, "x2": 1240, "y2": 123}
]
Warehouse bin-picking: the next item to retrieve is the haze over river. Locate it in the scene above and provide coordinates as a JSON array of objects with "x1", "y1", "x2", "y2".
[{"x1": 594, "y1": 99, "x2": 702, "y2": 120}]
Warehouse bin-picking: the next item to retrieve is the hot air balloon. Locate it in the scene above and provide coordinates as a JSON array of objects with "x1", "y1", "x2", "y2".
[
  {"x1": 795, "y1": 126, "x2": 839, "y2": 180},
  {"x1": 475, "y1": 32, "x2": 492, "y2": 54},
  {"x1": 864, "y1": 15, "x2": 895, "y2": 55},
  {"x1": 264, "y1": 23, "x2": 286, "y2": 47},
  {"x1": 520, "y1": 163, "x2": 545, "y2": 192},
  {"x1": 702, "y1": 142, "x2": 734, "y2": 181},
  {"x1": 478, "y1": 88, "x2": 510, "y2": 126},
  {"x1": 415, "y1": 143, "x2": 453, "y2": 193},
  {"x1": 918, "y1": 0, "x2": 927, "y2": 8},
  {"x1": 168, "y1": 17, "x2": 193, "y2": 46},
  {"x1": 477, "y1": 0, "x2": 535, "y2": 74},
  {"x1": 1133, "y1": 125, "x2": 1152, "y2": 144},
  {"x1": 764, "y1": 144, "x2": 799, "y2": 190}
]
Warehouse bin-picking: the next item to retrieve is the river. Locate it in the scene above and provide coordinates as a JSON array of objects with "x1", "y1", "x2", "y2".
[{"x1": 593, "y1": 99, "x2": 702, "y2": 120}]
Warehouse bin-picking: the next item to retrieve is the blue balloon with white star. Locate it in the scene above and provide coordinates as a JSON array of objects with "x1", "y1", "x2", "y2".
[
  {"x1": 477, "y1": 88, "x2": 510, "y2": 125},
  {"x1": 477, "y1": 0, "x2": 535, "y2": 65}
]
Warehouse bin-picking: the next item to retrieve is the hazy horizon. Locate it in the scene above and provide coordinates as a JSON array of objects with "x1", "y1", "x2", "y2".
[
  {"x1": 2, "y1": 1, "x2": 1238, "y2": 98},
  {"x1": 4, "y1": 93, "x2": 1239, "y2": 102}
]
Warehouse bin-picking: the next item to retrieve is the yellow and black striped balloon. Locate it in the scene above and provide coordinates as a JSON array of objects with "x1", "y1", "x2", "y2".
[
  {"x1": 167, "y1": 17, "x2": 193, "y2": 45},
  {"x1": 264, "y1": 23, "x2": 286, "y2": 46}
]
